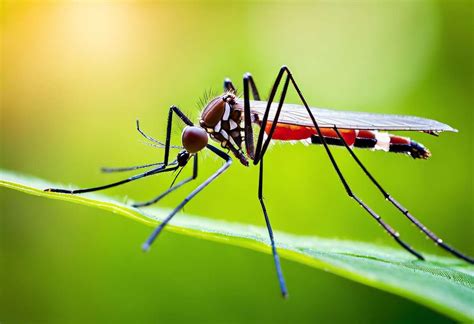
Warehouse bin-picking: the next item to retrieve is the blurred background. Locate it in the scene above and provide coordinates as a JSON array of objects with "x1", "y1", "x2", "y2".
[{"x1": 1, "y1": 1, "x2": 472, "y2": 323}]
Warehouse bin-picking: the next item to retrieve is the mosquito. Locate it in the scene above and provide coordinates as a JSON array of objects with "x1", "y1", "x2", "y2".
[{"x1": 45, "y1": 66, "x2": 474, "y2": 297}]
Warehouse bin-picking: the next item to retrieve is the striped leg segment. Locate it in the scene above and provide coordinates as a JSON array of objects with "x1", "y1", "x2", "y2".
[{"x1": 333, "y1": 127, "x2": 474, "y2": 264}]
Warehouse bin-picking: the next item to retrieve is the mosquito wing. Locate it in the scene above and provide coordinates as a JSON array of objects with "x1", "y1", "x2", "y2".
[{"x1": 236, "y1": 100, "x2": 457, "y2": 132}]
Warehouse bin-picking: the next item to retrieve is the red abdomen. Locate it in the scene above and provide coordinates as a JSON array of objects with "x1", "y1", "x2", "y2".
[
  {"x1": 263, "y1": 122, "x2": 430, "y2": 159},
  {"x1": 264, "y1": 122, "x2": 356, "y2": 146}
]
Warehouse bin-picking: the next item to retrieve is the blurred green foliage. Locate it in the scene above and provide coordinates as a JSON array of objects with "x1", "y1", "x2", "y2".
[{"x1": 1, "y1": 1, "x2": 472, "y2": 323}]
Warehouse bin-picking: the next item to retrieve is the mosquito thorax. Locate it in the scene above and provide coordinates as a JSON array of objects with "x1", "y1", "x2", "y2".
[
  {"x1": 199, "y1": 93, "x2": 248, "y2": 166},
  {"x1": 181, "y1": 126, "x2": 208, "y2": 154}
]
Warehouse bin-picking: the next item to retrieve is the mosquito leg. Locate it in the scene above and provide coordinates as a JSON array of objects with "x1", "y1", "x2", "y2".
[
  {"x1": 137, "y1": 105, "x2": 193, "y2": 165},
  {"x1": 284, "y1": 66, "x2": 424, "y2": 260},
  {"x1": 132, "y1": 154, "x2": 198, "y2": 208},
  {"x1": 244, "y1": 71, "x2": 289, "y2": 297},
  {"x1": 131, "y1": 105, "x2": 196, "y2": 204},
  {"x1": 224, "y1": 78, "x2": 236, "y2": 93},
  {"x1": 258, "y1": 158, "x2": 288, "y2": 298},
  {"x1": 141, "y1": 144, "x2": 232, "y2": 251},
  {"x1": 242, "y1": 73, "x2": 263, "y2": 159},
  {"x1": 253, "y1": 66, "x2": 424, "y2": 260},
  {"x1": 253, "y1": 67, "x2": 288, "y2": 163},
  {"x1": 243, "y1": 77, "x2": 255, "y2": 159},
  {"x1": 101, "y1": 162, "x2": 167, "y2": 173},
  {"x1": 45, "y1": 105, "x2": 192, "y2": 194},
  {"x1": 159, "y1": 105, "x2": 193, "y2": 165},
  {"x1": 44, "y1": 164, "x2": 178, "y2": 194},
  {"x1": 333, "y1": 127, "x2": 474, "y2": 264},
  {"x1": 257, "y1": 74, "x2": 291, "y2": 161},
  {"x1": 225, "y1": 74, "x2": 260, "y2": 100},
  {"x1": 244, "y1": 73, "x2": 261, "y2": 100}
]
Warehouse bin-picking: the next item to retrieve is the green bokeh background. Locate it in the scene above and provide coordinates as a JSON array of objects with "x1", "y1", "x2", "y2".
[{"x1": 1, "y1": 1, "x2": 472, "y2": 323}]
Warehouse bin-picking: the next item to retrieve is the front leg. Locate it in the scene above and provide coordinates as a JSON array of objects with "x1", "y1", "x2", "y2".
[
  {"x1": 132, "y1": 153, "x2": 198, "y2": 208},
  {"x1": 142, "y1": 144, "x2": 232, "y2": 251},
  {"x1": 44, "y1": 106, "x2": 194, "y2": 196}
]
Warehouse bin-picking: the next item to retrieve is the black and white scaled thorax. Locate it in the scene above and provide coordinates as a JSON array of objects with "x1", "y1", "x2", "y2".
[{"x1": 199, "y1": 93, "x2": 249, "y2": 166}]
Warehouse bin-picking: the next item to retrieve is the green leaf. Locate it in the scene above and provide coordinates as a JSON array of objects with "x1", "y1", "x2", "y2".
[{"x1": 1, "y1": 169, "x2": 473, "y2": 321}]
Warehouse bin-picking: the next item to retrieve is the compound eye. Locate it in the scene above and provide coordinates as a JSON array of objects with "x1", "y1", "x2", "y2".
[
  {"x1": 182, "y1": 126, "x2": 208, "y2": 153},
  {"x1": 200, "y1": 97, "x2": 225, "y2": 127}
]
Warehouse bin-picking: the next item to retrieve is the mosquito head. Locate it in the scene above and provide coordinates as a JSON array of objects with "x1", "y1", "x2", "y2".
[{"x1": 181, "y1": 126, "x2": 208, "y2": 154}]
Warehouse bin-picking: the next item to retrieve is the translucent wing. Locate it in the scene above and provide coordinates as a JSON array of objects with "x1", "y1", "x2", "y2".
[{"x1": 235, "y1": 100, "x2": 457, "y2": 132}]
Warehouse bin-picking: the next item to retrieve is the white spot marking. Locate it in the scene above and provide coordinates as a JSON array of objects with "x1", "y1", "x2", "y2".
[
  {"x1": 229, "y1": 135, "x2": 238, "y2": 147},
  {"x1": 223, "y1": 103, "x2": 230, "y2": 120},
  {"x1": 300, "y1": 138, "x2": 312, "y2": 146},
  {"x1": 229, "y1": 119, "x2": 238, "y2": 130},
  {"x1": 221, "y1": 130, "x2": 229, "y2": 140},
  {"x1": 348, "y1": 130, "x2": 358, "y2": 148},
  {"x1": 214, "y1": 121, "x2": 221, "y2": 133},
  {"x1": 375, "y1": 132, "x2": 390, "y2": 151}
]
